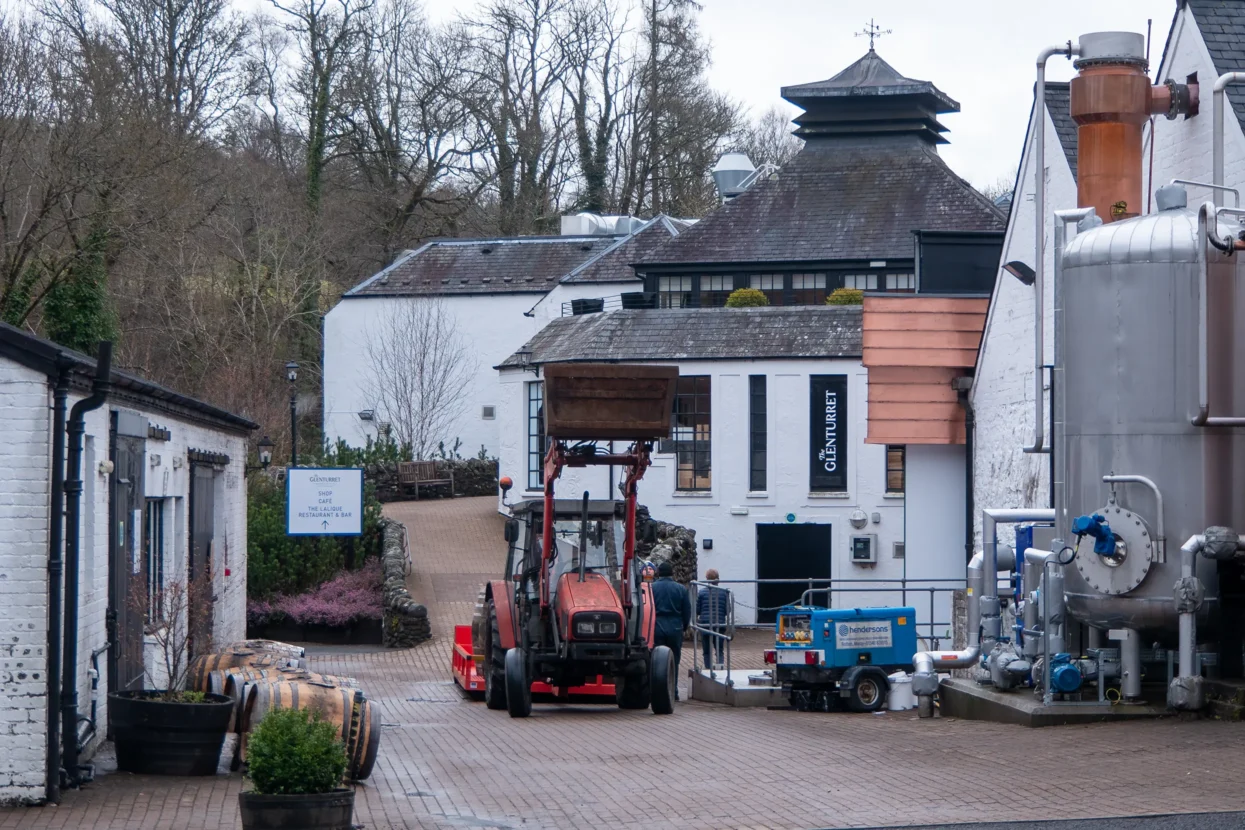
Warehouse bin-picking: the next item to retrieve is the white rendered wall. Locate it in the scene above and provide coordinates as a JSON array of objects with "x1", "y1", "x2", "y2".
[
  {"x1": 903, "y1": 444, "x2": 966, "y2": 643},
  {"x1": 324, "y1": 293, "x2": 543, "y2": 458},
  {"x1": 497, "y1": 359, "x2": 923, "y2": 627},
  {"x1": 0, "y1": 353, "x2": 249, "y2": 804},
  {"x1": 971, "y1": 102, "x2": 1076, "y2": 550}
]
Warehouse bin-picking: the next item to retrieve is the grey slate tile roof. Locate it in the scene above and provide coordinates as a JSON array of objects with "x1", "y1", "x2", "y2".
[
  {"x1": 1188, "y1": 1, "x2": 1245, "y2": 134},
  {"x1": 561, "y1": 216, "x2": 689, "y2": 284},
  {"x1": 781, "y1": 49, "x2": 959, "y2": 112},
  {"x1": 1045, "y1": 82, "x2": 1077, "y2": 182},
  {"x1": 345, "y1": 235, "x2": 620, "y2": 297},
  {"x1": 498, "y1": 306, "x2": 862, "y2": 367},
  {"x1": 637, "y1": 136, "x2": 1005, "y2": 267}
]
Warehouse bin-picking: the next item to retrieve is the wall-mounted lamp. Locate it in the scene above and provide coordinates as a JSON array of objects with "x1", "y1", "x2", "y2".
[
  {"x1": 1003, "y1": 260, "x2": 1036, "y2": 286},
  {"x1": 515, "y1": 346, "x2": 539, "y2": 375},
  {"x1": 358, "y1": 409, "x2": 375, "y2": 421},
  {"x1": 247, "y1": 435, "x2": 275, "y2": 476},
  {"x1": 98, "y1": 459, "x2": 115, "y2": 476}
]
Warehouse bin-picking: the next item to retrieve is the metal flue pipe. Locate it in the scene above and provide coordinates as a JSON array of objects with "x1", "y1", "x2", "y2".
[
  {"x1": 1213, "y1": 73, "x2": 1245, "y2": 206},
  {"x1": 1102, "y1": 474, "x2": 1166, "y2": 562},
  {"x1": 1026, "y1": 41, "x2": 1080, "y2": 455}
]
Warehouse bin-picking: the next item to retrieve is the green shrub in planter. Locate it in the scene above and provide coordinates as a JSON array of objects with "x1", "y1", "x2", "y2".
[
  {"x1": 724, "y1": 287, "x2": 769, "y2": 307},
  {"x1": 247, "y1": 708, "x2": 348, "y2": 795},
  {"x1": 827, "y1": 287, "x2": 864, "y2": 305}
]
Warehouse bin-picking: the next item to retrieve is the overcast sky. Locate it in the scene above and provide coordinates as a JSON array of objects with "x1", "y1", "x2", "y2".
[{"x1": 420, "y1": 0, "x2": 1179, "y2": 190}]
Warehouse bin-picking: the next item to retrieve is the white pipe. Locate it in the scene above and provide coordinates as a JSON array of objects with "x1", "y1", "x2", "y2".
[
  {"x1": 1026, "y1": 42, "x2": 1079, "y2": 455},
  {"x1": 1193, "y1": 202, "x2": 1245, "y2": 427},
  {"x1": 1213, "y1": 73, "x2": 1245, "y2": 208},
  {"x1": 1102, "y1": 474, "x2": 1165, "y2": 562}
]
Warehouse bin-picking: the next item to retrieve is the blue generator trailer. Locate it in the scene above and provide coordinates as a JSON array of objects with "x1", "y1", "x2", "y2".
[{"x1": 765, "y1": 606, "x2": 918, "y2": 712}]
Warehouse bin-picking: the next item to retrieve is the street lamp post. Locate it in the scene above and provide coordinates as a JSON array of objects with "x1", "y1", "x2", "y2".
[{"x1": 286, "y1": 361, "x2": 299, "y2": 467}]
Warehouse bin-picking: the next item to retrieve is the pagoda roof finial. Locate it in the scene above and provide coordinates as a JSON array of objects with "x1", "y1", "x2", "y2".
[{"x1": 855, "y1": 18, "x2": 891, "y2": 52}]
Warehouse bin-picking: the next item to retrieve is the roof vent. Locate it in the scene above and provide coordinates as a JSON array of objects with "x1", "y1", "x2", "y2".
[
  {"x1": 1155, "y1": 184, "x2": 1187, "y2": 211},
  {"x1": 712, "y1": 152, "x2": 757, "y2": 203},
  {"x1": 481, "y1": 246, "x2": 494, "y2": 254}
]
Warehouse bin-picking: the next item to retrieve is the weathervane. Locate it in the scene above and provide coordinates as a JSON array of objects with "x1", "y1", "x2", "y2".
[{"x1": 856, "y1": 18, "x2": 891, "y2": 51}]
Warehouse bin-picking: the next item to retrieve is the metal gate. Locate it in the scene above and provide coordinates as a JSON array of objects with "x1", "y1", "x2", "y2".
[
  {"x1": 107, "y1": 411, "x2": 147, "y2": 693},
  {"x1": 755, "y1": 524, "x2": 832, "y2": 624},
  {"x1": 188, "y1": 464, "x2": 216, "y2": 658}
]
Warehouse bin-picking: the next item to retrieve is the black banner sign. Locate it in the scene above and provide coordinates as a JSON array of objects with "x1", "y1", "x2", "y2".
[{"x1": 809, "y1": 375, "x2": 847, "y2": 491}]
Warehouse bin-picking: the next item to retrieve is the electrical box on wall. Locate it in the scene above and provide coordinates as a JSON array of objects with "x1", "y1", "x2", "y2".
[{"x1": 850, "y1": 534, "x2": 877, "y2": 564}]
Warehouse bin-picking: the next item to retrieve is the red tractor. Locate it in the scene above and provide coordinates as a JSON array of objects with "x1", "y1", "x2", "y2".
[{"x1": 463, "y1": 364, "x2": 679, "y2": 717}]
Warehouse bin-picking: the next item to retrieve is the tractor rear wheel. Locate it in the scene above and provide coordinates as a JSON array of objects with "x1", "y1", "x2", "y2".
[
  {"x1": 650, "y1": 646, "x2": 675, "y2": 715},
  {"x1": 846, "y1": 669, "x2": 888, "y2": 713},
  {"x1": 615, "y1": 664, "x2": 651, "y2": 710},
  {"x1": 505, "y1": 647, "x2": 532, "y2": 718},
  {"x1": 483, "y1": 601, "x2": 507, "y2": 710}
]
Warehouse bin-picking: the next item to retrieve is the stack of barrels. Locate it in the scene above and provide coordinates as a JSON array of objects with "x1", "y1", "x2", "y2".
[{"x1": 189, "y1": 640, "x2": 381, "y2": 781}]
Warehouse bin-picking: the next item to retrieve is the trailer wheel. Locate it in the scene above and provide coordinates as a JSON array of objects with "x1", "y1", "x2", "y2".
[
  {"x1": 505, "y1": 647, "x2": 532, "y2": 718},
  {"x1": 650, "y1": 646, "x2": 675, "y2": 715},
  {"x1": 615, "y1": 664, "x2": 651, "y2": 710},
  {"x1": 846, "y1": 669, "x2": 888, "y2": 713},
  {"x1": 483, "y1": 602, "x2": 507, "y2": 710}
]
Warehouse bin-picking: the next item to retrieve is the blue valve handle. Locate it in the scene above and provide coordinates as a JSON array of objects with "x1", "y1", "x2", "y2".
[{"x1": 1070, "y1": 513, "x2": 1118, "y2": 557}]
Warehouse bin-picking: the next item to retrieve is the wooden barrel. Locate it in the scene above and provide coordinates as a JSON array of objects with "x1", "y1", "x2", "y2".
[
  {"x1": 203, "y1": 667, "x2": 357, "y2": 732},
  {"x1": 189, "y1": 650, "x2": 306, "y2": 693},
  {"x1": 238, "y1": 681, "x2": 380, "y2": 780},
  {"x1": 225, "y1": 640, "x2": 306, "y2": 659}
]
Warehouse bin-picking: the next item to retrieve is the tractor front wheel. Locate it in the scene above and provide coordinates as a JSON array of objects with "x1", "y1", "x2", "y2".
[
  {"x1": 615, "y1": 663, "x2": 651, "y2": 710},
  {"x1": 650, "y1": 646, "x2": 675, "y2": 715},
  {"x1": 483, "y1": 601, "x2": 507, "y2": 710},
  {"x1": 505, "y1": 647, "x2": 532, "y2": 718}
]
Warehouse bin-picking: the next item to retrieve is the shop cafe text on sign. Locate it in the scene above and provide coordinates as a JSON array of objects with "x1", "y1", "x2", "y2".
[{"x1": 287, "y1": 467, "x2": 364, "y2": 536}]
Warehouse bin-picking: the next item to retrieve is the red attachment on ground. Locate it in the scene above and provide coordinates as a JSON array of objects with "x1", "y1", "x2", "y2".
[{"x1": 451, "y1": 625, "x2": 484, "y2": 693}]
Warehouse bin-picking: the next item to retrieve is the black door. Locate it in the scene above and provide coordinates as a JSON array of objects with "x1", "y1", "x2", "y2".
[
  {"x1": 188, "y1": 464, "x2": 216, "y2": 658},
  {"x1": 756, "y1": 524, "x2": 832, "y2": 624},
  {"x1": 108, "y1": 411, "x2": 147, "y2": 693}
]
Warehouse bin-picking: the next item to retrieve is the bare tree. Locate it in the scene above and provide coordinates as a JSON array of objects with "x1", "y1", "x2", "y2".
[
  {"x1": 132, "y1": 575, "x2": 213, "y2": 696},
  {"x1": 977, "y1": 166, "x2": 1018, "y2": 205},
  {"x1": 362, "y1": 297, "x2": 475, "y2": 459},
  {"x1": 737, "y1": 105, "x2": 801, "y2": 168}
]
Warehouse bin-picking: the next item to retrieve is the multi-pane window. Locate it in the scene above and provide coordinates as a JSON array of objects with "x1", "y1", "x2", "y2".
[
  {"x1": 749, "y1": 375, "x2": 767, "y2": 491},
  {"x1": 672, "y1": 376, "x2": 711, "y2": 491},
  {"x1": 843, "y1": 274, "x2": 878, "y2": 291},
  {"x1": 749, "y1": 274, "x2": 784, "y2": 305},
  {"x1": 145, "y1": 499, "x2": 165, "y2": 622},
  {"x1": 699, "y1": 275, "x2": 735, "y2": 308},
  {"x1": 658, "y1": 276, "x2": 694, "y2": 308},
  {"x1": 528, "y1": 382, "x2": 546, "y2": 489},
  {"x1": 886, "y1": 445, "x2": 906, "y2": 494},
  {"x1": 886, "y1": 273, "x2": 916, "y2": 292},
  {"x1": 791, "y1": 273, "x2": 827, "y2": 305}
]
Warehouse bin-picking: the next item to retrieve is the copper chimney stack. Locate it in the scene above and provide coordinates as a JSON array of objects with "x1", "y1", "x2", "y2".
[{"x1": 1070, "y1": 32, "x2": 1199, "y2": 222}]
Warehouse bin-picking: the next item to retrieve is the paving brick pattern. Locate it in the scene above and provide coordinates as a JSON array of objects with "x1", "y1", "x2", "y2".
[{"x1": 5, "y1": 497, "x2": 1245, "y2": 829}]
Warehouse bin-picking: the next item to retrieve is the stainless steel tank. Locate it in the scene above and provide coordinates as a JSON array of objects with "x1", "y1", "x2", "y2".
[{"x1": 1055, "y1": 193, "x2": 1244, "y2": 638}]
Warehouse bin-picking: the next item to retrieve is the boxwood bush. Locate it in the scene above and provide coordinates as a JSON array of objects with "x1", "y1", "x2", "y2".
[
  {"x1": 724, "y1": 287, "x2": 769, "y2": 307},
  {"x1": 827, "y1": 287, "x2": 864, "y2": 305},
  {"x1": 246, "y1": 708, "x2": 348, "y2": 796}
]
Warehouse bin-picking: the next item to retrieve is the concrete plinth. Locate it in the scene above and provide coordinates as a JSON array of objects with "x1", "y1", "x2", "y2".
[
  {"x1": 938, "y1": 678, "x2": 1169, "y2": 727},
  {"x1": 689, "y1": 668, "x2": 788, "y2": 707}
]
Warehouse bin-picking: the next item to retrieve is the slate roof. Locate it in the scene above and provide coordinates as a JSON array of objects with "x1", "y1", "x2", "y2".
[
  {"x1": 1045, "y1": 82, "x2": 1078, "y2": 182},
  {"x1": 498, "y1": 306, "x2": 862, "y2": 367},
  {"x1": 560, "y1": 216, "x2": 691, "y2": 284},
  {"x1": 1187, "y1": 0, "x2": 1245, "y2": 133},
  {"x1": 637, "y1": 137, "x2": 1006, "y2": 266},
  {"x1": 781, "y1": 50, "x2": 959, "y2": 112},
  {"x1": 0, "y1": 323, "x2": 257, "y2": 433},
  {"x1": 345, "y1": 235, "x2": 620, "y2": 297}
]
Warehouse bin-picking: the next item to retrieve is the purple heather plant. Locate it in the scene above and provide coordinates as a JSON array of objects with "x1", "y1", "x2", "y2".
[{"x1": 248, "y1": 559, "x2": 383, "y2": 628}]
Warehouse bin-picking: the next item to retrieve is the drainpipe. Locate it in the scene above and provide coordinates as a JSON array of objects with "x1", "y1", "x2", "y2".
[
  {"x1": 912, "y1": 508, "x2": 1055, "y2": 716},
  {"x1": 1213, "y1": 73, "x2": 1245, "y2": 207},
  {"x1": 1026, "y1": 40, "x2": 1080, "y2": 456},
  {"x1": 45, "y1": 360, "x2": 72, "y2": 804},
  {"x1": 955, "y1": 379, "x2": 974, "y2": 565},
  {"x1": 62, "y1": 343, "x2": 112, "y2": 787}
]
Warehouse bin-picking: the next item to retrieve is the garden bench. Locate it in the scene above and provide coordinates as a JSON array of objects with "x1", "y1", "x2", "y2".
[{"x1": 397, "y1": 460, "x2": 454, "y2": 499}]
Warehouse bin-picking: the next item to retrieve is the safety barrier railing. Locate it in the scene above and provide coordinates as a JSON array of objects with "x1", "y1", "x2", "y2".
[{"x1": 685, "y1": 577, "x2": 988, "y2": 688}]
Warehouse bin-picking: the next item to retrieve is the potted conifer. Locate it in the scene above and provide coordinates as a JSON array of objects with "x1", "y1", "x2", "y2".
[
  {"x1": 239, "y1": 708, "x2": 354, "y2": 830},
  {"x1": 108, "y1": 578, "x2": 234, "y2": 775}
]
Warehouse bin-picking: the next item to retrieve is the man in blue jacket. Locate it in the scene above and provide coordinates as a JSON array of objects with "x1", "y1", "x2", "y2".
[
  {"x1": 697, "y1": 568, "x2": 730, "y2": 671},
  {"x1": 650, "y1": 561, "x2": 691, "y2": 700}
]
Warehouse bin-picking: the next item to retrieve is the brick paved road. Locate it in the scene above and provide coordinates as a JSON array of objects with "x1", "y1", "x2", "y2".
[{"x1": 4, "y1": 496, "x2": 1245, "y2": 830}]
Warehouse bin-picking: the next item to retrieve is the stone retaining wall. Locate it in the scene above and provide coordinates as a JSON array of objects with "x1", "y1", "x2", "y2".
[
  {"x1": 381, "y1": 518, "x2": 431, "y2": 647},
  {"x1": 370, "y1": 459, "x2": 499, "y2": 503},
  {"x1": 635, "y1": 506, "x2": 697, "y2": 585}
]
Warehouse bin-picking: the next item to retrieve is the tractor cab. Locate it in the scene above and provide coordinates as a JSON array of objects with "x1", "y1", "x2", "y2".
[{"x1": 504, "y1": 500, "x2": 628, "y2": 606}]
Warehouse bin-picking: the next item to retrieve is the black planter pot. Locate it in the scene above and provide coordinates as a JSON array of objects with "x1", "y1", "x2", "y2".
[
  {"x1": 109, "y1": 691, "x2": 233, "y2": 776},
  {"x1": 239, "y1": 789, "x2": 354, "y2": 830}
]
